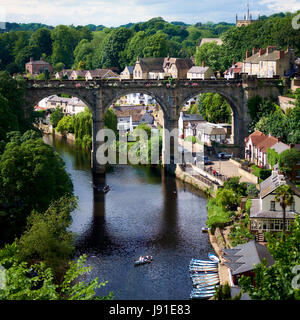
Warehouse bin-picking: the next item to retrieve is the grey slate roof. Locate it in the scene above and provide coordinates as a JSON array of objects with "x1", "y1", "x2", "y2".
[
  {"x1": 259, "y1": 171, "x2": 285, "y2": 198},
  {"x1": 222, "y1": 241, "x2": 274, "y2": 276},
  {"x1": 182, "y1": 113, "x2": 204, "y2": 121},
  {"x1": 188, "y1": 66, "x2": 210, "y2": 74}
]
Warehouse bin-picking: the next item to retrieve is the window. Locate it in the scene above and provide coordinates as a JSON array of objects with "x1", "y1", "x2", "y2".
[
  {"x1": 270, "y1": 201, "x2": 275, "y2": 211},
  {"x1": 296, "y1": 170, "x2": 300, "y2": 178},
  {"x1": 290, "y1": 202, "x2": 295, "y2": 212}
]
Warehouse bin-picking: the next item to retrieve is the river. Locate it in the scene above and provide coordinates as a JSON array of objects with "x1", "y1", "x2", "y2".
[{"x1": 43, "y1": 134, "x2": 212, "y2": 300}]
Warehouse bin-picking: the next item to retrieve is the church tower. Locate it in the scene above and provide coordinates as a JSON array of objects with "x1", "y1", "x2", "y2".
[{"x1": 236, "y1": 2, "x2": 259, "y2": 27}]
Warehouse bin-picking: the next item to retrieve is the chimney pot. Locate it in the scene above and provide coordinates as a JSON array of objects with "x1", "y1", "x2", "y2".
[
  {"x1": 246, "y1": 50, "x2": 250, "y2": 58},
  {"x1": 202, "y1": 61, "x2": 206, "y2": 67}
]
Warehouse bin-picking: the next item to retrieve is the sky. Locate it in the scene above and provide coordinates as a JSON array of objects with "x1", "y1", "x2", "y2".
[{"x1": 0, "y1": 0, "x2": 300, "y2": 27}]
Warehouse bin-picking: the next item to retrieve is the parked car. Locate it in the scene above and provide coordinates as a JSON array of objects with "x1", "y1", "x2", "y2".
[
  {"x1": 203, "y1": 156, "x2": 213, "y2": 165},
  {"x1": 217, "y1": 152, "x2": 232, "y2": 160}
]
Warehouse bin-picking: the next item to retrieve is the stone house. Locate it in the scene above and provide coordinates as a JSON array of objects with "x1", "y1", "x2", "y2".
[
  {"x1": 187, "y1": 65, "x2": 214, "y2": 80},
  {"x1": 69, "y1": 70, "x2": 88, "y2": 80},
  {"x1": 85, "y1": 69, "x2": 119, "y2": 80},
  {"x1": 249, "y1": 171, "x2": 300, "y2": 241},
  {"x1": 46, "y1": 95, "x2": 70, "y2": 113},
  {"x1": 66, "y1": 97, "x2": 86, "y2": 115},
  {"x1": 163, "y1": 56, "x2": 194, "y2": 79},
  {"x1": 196, "y1": 122, "x2": 228, "y2": 145},
  {"x1": 242, "y1": 47, "x2": 295, "y2": 78},
  {"x1": 120, "y1": 66, "x2": 134, "y2": 79},
  {"x1": 55, "y1": 69, "x2": 73, "y2": 79},
  {"x1": 25, "y1": 57, "x2": 53, "y2": 75},
  {"x1": 133, "y1": 57, "x2": 165, "y2": 80}
]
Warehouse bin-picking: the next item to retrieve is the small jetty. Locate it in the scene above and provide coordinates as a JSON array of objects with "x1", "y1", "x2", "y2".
[{"x1": 189, "y1": 253, "x2": 220, "y2": 299}]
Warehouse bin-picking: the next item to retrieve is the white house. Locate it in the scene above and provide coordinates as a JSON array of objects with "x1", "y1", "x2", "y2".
[
  {"x1": 187, "y1": 66, "x2": 214, "y2": 80},
  {"x1": 250, "y1": 170, "x2": 300, "y2": 241},
  {"x1": 178, "y1": 112, "x2": 205, "y2": 137},
  {"x1": 196, "y1": 122, "x2": 227, "y2": 145},
  {"x1": 66, "y1": 97, "x2": 86, "y2": 115},
  {"x1": 117, "y1": 116, "x2": 133, "y2": 131}
]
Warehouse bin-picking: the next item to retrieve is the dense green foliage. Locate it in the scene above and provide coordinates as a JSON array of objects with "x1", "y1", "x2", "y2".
[
  {"x1": 278, "y1": 149, "x2": 300, "y2": 180},
  {"x1": 73, "y1": 107, "x2": 92, "y2": 149},
  {"x1": 239, "y1": 216, "x2": 300, "y2": 300},
  {"x1": 251, "y1": 165, "x2": 272, "y2": 181},
  {"x1": 50, "y1": 107, "x2": 64, "y2": 128},
  {"x1": 0, "y1": 243, "x2": 113, "y2": 300},
  {"x1": 189, "y1": 92, "x2": 232, "y2": 124},
  {"x1": 0, "y1": 131, "x2": 73, "y2": 242},
  {"x1": 56, "y1": 115, "x2": 75, "y2": 135},
  {"x1": 1, "y1": 12, "x2": 299, "y2": 74},
  {"x1": 267, "y1": 148, "x2": 280, "y2": 169},
  {"x1": 248, "y1": 92, "x2": 300, "y2": 144}
]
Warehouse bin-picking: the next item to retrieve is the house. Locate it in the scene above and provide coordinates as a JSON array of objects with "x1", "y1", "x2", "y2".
[
  {"x1": 69, "y1": 70, "x2": 88, "y2": 80},
  {"x1": 196, "y1": 122, "x2": 228, "y2": 145},
  {"x1": 249, "y1": 171, "x2": 300, "y2": 241},
  {"x1": 245, "y1": 131, "x2": 279, "y2": 167},
  {"x1": 25, "y1": 57, "x2": 53, "y2": 75},
  {"x1": 55, "y1": 69, "x2": 73, "y2": 79},
  {"x1": 85, "y1": 69, "x2": 119, "y2": 80},
  {"x1": 199, "y1": 38, "x2": 223, "y2": 47},
  {"x1": 178, "y1": 112, "x2": 205, "y2": 137},
  {"x1": 66, "y1": 97, "x2": 86, "y2": 115},
  {"x1": 120, "y1": 66, "x2": 134, "y2": 79},
  {"x1": 187, "y1": 65, "x2": 214, "y2": 80},
  {"x1": 133, "y1": 57, "x2": 165, "y2": 80},
  {"x1": 224, "y1": 62, "x2": 242, "y2": 79},
  {"x1": 242, "y1": 46, "x2": 295, "y2": 78},
  {"x1": 222, "y1": 241, "x2": 274, "y2": 285},
  {"x1": 113, "y1": 106, "x2": 147, "y2": 131},
  {"x1": 46, "y1": 95, "x2": 71, "y2": 113},
  {"x1": 163, "y1": 56, "x2": 194, "y2": 79}
]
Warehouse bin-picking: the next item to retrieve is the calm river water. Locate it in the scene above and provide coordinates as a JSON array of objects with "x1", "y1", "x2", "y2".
[{"x1": 43, "y1": 134, "x2": 212, "y2": 300}]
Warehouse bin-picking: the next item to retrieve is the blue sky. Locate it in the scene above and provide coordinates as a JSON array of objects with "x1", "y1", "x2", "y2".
[{"x1": 0, "y1": 0, "x2": 300, "y2": 27}]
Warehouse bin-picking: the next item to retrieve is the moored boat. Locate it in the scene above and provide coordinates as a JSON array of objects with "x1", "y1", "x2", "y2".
[
  {"x1": 201, "y1": 227, "x2": 210, "y2": 233},
  {"x1": 208, "y1": 253, "x2": 220, "y2": 263}
]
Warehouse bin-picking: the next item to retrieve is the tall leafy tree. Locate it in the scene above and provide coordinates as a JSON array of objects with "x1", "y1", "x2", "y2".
[{"x1": 274, "y1": 185, "x2": 294, "y2": 234}]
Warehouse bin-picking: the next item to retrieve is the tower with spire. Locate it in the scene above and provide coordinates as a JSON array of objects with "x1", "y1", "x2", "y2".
[{"x1": 236, "y1": 2, "x2": 259, "y2": 27}]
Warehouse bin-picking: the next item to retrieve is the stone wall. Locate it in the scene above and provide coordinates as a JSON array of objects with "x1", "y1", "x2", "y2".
[{"x1": 278, "y1": 96, "x2": 296, "y2": 113}]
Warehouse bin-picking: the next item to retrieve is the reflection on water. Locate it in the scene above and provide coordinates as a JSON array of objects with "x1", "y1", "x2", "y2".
[{"x1": 43, "y1": 133, "x2": 212, "y2": 300}]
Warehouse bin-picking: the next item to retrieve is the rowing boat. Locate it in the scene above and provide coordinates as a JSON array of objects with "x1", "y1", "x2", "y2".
[
  {"x1": 191, "y1": 259, "x2": 218, "y2": 264},
  {"x1": 190, "y1": 292, "x2": 215, "y2": 299},
  {"x1": 208, "y1": 253, "x2": 220, "y2": 263}
]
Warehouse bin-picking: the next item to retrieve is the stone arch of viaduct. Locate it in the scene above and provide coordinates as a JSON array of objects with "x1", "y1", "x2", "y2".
[{"x1": 24, "y1": 77, "x2": 280, "y2": 173}]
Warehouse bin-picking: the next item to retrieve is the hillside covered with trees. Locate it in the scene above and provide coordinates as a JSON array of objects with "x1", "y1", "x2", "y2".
[{"x1": 0, "y1": 11, "x2": 299, "y2": 74}]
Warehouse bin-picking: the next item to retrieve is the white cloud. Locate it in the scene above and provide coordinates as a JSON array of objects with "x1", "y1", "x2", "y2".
[{"x1": 259, "y1": 0, "x2": 300, "y2": 12}]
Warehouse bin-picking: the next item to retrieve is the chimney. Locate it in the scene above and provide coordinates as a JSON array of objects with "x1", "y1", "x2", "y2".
[
  {"x1": 252, "y1": 48, "x2": 258, "y2": 55},
  {"x1": 202, "y1": 61, "x2": 206, "y2": 67},
  {"x1": 30, "y1": 57, "x2": 33, "y2": 62},
  {"x1": 259, "y1": 48, "x2": 266, "y2": 56},
  {"x1": 246, "y1": 50, "x2": 250, "y2": 58},
  {"x1": 40, "y1": 57, "x2": 43, "y2": 61},
  {"x1": 278, "y1": 50, "x2": 285, "y2": 59},
  {"x1": 267, "y1": 46, "x2": 276, "y2": 54}
]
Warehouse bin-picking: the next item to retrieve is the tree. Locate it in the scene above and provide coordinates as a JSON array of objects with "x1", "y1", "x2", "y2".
[
  {"x1": 17, "y1": 196, "x2": 77, "y2": 279},
  {"x1": 274, "y1": 185, "x2": 295, "y2": 234},
  {"x1": 100, "y1": 28, "x2": 133, "y2": 69},
  {"x1": 104, "y1": 108, "x2": 117, "y2": 133},
  {"x1": 50, "y1": 107, "x2": 64, "y2": 128},
  {"x1": 278, "y1": 149, "x2": 300, "y2": 180},
  {"x1": 143, "y1": 33, "x2": 169, "y2": 58},
  {"x1": 51, "y1": 25, "x2": 78, "y2": 68},
  {"x1": 267, "y1": 148, "x2": 279, "y2": 169},
  {"x1": 216, "y1": 188, "x2": 239, "y2": 211},
  {"x1": 0, "y1": 131, "x2": 73, "y2": 242},
  {"x1": 56, "y1": 116, "x2": 74, "y2": 135},
  {"x1": 29, "y1": 28, "x2": 53, "y2": 57},
  {"x1": 0, "y1": 243, "x2": 113, "y2": 300},
  {"x1": 0, "y1": 94, "x2": 19, "y2": 140},
  {"x1": 194, "y1": 41, "x2": 223, "y2": 72}
]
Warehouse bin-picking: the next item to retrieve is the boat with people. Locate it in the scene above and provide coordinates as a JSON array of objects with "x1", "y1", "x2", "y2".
[
  {"x1": 208, "y1": 253, "x2": 220, "y2": 263},
  {"x1": 134, "y1": 255, "x2": 153, "y2": 266},
  {"x1": 93, "y1": 184, "x2": 110, "y2": 194}
]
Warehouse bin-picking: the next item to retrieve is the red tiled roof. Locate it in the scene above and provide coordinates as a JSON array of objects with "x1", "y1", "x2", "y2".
[
  {"x1": 256, "y1": 135, "x2": 279, "y2": 153},
  {"x1": 245, "y1": 130, "x2": 266, "y2": 144}
]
